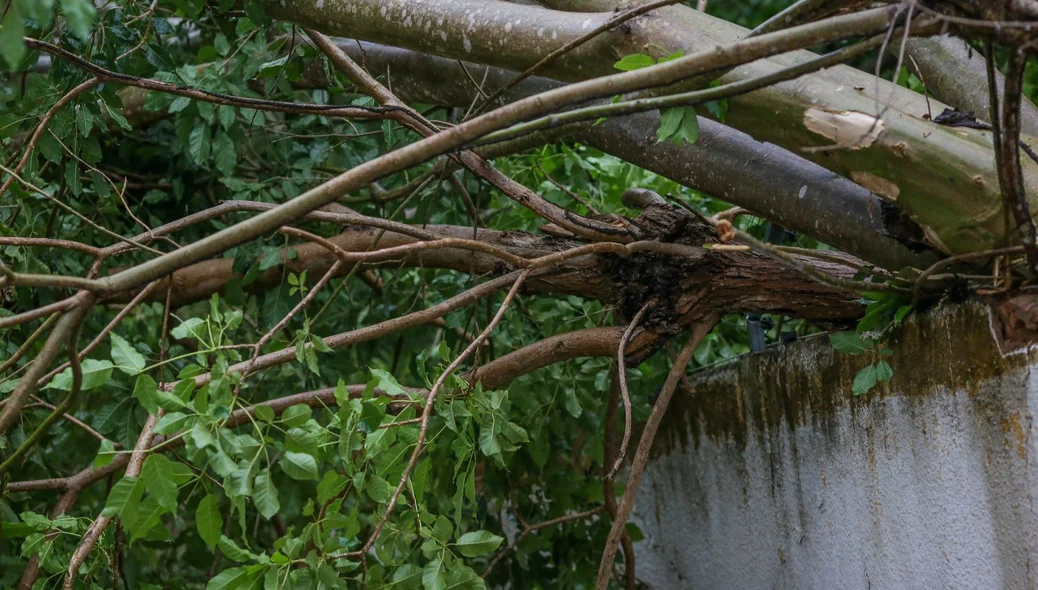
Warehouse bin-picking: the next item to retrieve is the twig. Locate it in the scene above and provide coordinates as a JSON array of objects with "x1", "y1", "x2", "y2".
[
  {"x1": 536, "y1": 160, "x2": 600, "y2": 214},
  {"x1": 27, "y1": 395, "x2": 117, "y2": 445},
  {"x1": 0, "y1": 313, "x2": 60, "y2": 374},
  {"x1": 0, "y1": 163, "x2": 162, "y2": 257},
  {"x1": 995, "y1": 48, "x2": 1038, "y2": 273},
  {"x1": 0, "y1": 77, "x2": 100, "y2": 199},
  {"x1": 306, "y1": 29, "x2": 631, "y2": 243},
  {"x1": 595, "y1": 316, "x2": 719, "y2": 589},
  {"x1": 279, "y1": 226, "x2": 528, "y2": 268},
  {"x1": 0, "y1": 292, "x2": 91, "y2": 436},
  {"x1": 25, "y1": 38, "x2": 400, "y2": 121},
  {"x1": 734, "y1": 229, "x2": 911, "y2": 294},
  {"x1": 471, "y1": 0, "x2": 684, "y2": 114},
  {"x1": 483, "y1": 506, "x2": 606, "y2": 578},
  {"x1": 608, "y1": 302, "x2": 652, "y2": 480},
  {"x1": 912, "y1": 245, "x2": 1024, "y2": 302},
  {"x1": 335, "y1": 270, "x2": 531, "y2": 561},
  {"x1": 0, "y1": 304, "x2": 89, "y2": 477},
  {"x1": 602, "y1": 365, "x2": 637, "y2": 590},
  {"x1": 38, "y1": 281, "x2": 161, "y2": 387},
  {"x1": 0, "y1": 236, "x2": 102, "y2": 257}
]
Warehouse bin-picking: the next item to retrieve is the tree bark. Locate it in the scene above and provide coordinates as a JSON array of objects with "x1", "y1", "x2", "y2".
[
  {"x1": 266, "y1": 0, "x2": 1038, "y2": 256},
  {"x1": 136, "y1": 211, "x2": 866, "y2": 324},
  {"x1": 334, "y1": 41, "x2": 938, "y2": 271}
]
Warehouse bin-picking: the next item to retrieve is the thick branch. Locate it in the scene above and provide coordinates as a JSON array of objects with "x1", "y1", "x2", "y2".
[
  {"x1": 277, "y1": 0, "x2": 1038, "y2": 256},
  {"x1": 322, "y1": 41, "x2": 938, "y2": 270}
]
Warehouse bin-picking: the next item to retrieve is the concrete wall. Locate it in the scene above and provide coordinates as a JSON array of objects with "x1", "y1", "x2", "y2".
[{"x1": 633, "y1": 303, "x2": 1038, "y2": 590}]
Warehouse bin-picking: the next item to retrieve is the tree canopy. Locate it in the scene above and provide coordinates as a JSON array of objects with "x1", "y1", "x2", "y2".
[{"x1": 2, "y1": 0, "x2": 1037, "y2": 588}]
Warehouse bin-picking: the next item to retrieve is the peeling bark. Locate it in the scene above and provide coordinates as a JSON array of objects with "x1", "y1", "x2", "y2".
[
  {"x1": 268, "y1": 0, "x2": 1038, "y2": 256},
  {"x1": 336, "y1": 41, "x2": 938, "y2": 270}
]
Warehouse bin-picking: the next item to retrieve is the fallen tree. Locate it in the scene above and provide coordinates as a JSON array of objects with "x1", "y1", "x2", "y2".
[{"x1": 1, "y1": 0, "x2": 1037, "y2": 588}]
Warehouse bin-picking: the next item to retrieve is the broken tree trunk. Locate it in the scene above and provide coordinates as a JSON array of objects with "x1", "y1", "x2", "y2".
[{"x1": 265, "y1": 0, "x2": 1038, "y2": 257}]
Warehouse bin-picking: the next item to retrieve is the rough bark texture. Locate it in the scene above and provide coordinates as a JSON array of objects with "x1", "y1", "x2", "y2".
[
  {"x1": 266, "y1": 0, "x2": 1038, "y2": 256},
  {"x1": 131, "y1": 206, "x2": 866, "y2": 325}
]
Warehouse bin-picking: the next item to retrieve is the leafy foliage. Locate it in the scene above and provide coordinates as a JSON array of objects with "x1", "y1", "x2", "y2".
[{"x1": 0, "y1": 0, "x2": 890, "y2": 587}]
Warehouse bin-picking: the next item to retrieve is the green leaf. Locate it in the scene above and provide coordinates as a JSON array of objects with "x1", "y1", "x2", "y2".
[
  {"x1": 154, "y1": 412, "x2": 191, "y2": 435},
  {"x1": 19, "y1": 0, "x2": 55, "y2": 27},
  {"x1": 365, "y1": 474, "x2": 392, "y2": 503},
  {"x1": 111, "y1": 333, "x2": 147, "y2": 375},
  {"x1": 279, "y1": 452, "x2": 319, "y2": 481},
  {"x1": 206, "y1": 566, "x2": 260, "y2": 590},
  {"x1": 422, "y1": 556, "x2": 446, "y2": 590},
  {"x1": 76, "y1": 105, "x2": 94, "y2": 137},
  {"x1": 705, "y1": 98, "x2": 728, "y2": 121},
  {"x1": 59, "y1": 0, "x2": 98, "y2": 41},
  {"x1": 188, "y1": 124, "x2": 211, "y2": 165},
  {"x1": 171, "y1": 317, "x2": 206, "y2": 341},
  {"x1": 101, "y1": 477, "x2": 144, "y2": 525},
  {"x1": 852, "y1": 364, "x2": 879, "y2": 396},
  {"x1": 670, "y1": 107, "x2": 700, "y2": 145},
  {"x1": 875, "y1": 360, "x2": 894, "y2": 383},
  {"x1": 0, "y1": 4, "x2": 25, "y2": 71},
  {"x1": 656, "y1": 107, "x2": 684, "y2": 143},
  {"x1": 253, "y1": 405, "x2": 275, "y2": 423},
  {"x1": 213, "y1": 132, "x2": 237, "y2": 176},
  {"x1": 829, "y1": 331, "x2": 871, "y2": 355},
  {"x1": 218, "y1": 535, "x2": 257, "y2": 563},
  {"x1": 444, "y1": 564, "x2": 485, "y2": 589},
  {"x1": 317, "y1": 471, "x2": 348, "y2": 505},
  {"x1": 141, "y1": 454, "x2": 179, "y2": 512},
  {"x1": 389, "y1": 563, "x2": 423, "y2": 589},
  {"x1": 196, "y1": 494, "x2": 222, "y2": 549},
  {"x1": 253, "y1": 469, "x2": 280, "y2": 519},
  {"x1": 45, "y1": 359, "x2": 114, "y2": 391},
  {"x1": 478, "y1": 428, "x2": 501, "y2": 458},
  {"x1": 103, "y1": 100, "x2": 133, "y2": 131},
  {"x1": 279, "y1": 404, "x2": 311, "y2": 427},
  {"x1": 92, "y1": 439, "x2": 116, "y2": 469},
  {"x1": 127, "y1": 495, "x2": 168, "y2": 543},
  {"x1": 133, "y1": 374, "x2": 161, "y2": 415},
  {"x1": 370, "y1": 368, "x2": 410, "y2": 397},
  {"x1": 455, "y1": 530, "x2": 504, "y2": 557},
  {"x1": 613, "y1": 53, "x2": 655, "y2": 71}
]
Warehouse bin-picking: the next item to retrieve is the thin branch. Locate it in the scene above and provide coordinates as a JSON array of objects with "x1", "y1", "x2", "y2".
[
  {"x1": 0, "y1": 77, "x2": 100, "y2": 199},
  {"x1": 0, "y1": 237, "x2": 102, "y2": 257},
  {"x1": 0, "y1": 306, "x2": 88, "y2": 477},
  {"x1": 476, "y1": 22, "x2": 934, "y2": 146},
  {"x1": 337, "y1": 270, "x2": 531, "y2": 560},
  {"x1": 0, "y1": 293, "x2": 91, "y2": 436},
  {"x1": 0, "y1": 296, "x2": 76, "y2": 331},
  {"x1": 0, "y1": 163, "x2": 162, "y2": 257},
  {"x1": 608, "y1": 302, "x2": 652, "y2": 480},
  {"x1": 595, "y1": 316, "x2": 719, "y2": 589},
  {"x1": 0, "y1": 313, "x2": 60, "y2": 374},
  {"x1": 912, "y1": 245, "x2": 1025, "y2": 302},
  {"x1": 306, "y1": 29, "x2": 630, "y2": 242},
  {"x1": 24, "y1": 38, "x2": 400, "y2": 120},
  {"x1": 996, "y1": 48, "x2": 1038, "y2": 273},
  {"x1": 483, "y1": 506, "x2": 606, "y2": 578},
  {"x1": 602, "y1": 364, "x2": 637, "y2": 590},
  {"x1": 38, "y1": 281, "x2": 161, "y2": 387},
  {"x1": 280, "y1": 226, "x2": 528, "y2": 268},
  {"x1": 471, "y1": 0, "x2": 685, "y2": 113}
]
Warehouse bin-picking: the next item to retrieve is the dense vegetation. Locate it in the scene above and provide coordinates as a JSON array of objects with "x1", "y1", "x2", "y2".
[{"x1": 2, "y1": 0, "x2": 1037, "y2": 588}]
